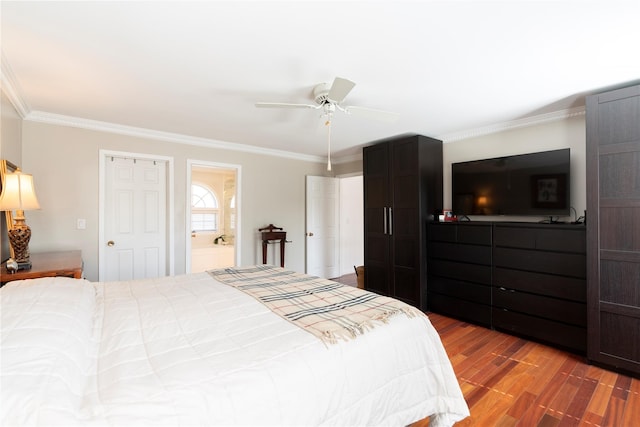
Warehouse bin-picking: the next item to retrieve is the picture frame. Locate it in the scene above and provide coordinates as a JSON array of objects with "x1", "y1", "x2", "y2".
[{"x1": 531, "y1": 174, "x2": 567, "y2": 209}]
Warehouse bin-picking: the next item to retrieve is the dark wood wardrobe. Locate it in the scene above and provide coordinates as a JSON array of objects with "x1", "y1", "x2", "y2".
[
  {"x1": 363, "y1": 134, "x2": 443, "y2": 310},
  {"x1": 586, "y1": 83, "x2": 640, "y2": 376}
]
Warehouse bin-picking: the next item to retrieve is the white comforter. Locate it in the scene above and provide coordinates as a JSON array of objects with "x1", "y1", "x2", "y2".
[{"x1": 1, "y1": 272, "x2": 469, "y2": 426}]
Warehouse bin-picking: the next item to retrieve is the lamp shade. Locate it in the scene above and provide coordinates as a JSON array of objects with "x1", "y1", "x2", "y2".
[{"x1": 0, "y1": 171, "x2": 40, "y2": 211}]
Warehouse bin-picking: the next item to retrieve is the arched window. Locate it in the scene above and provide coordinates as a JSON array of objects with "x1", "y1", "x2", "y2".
[{"x1": 191, "y1": 183, "x2": 219, "y2": 232}]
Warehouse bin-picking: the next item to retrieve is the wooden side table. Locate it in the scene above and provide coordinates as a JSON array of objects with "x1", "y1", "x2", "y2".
[{"x1": 1, "y1": 250, "x2": 83, "y2": 285}]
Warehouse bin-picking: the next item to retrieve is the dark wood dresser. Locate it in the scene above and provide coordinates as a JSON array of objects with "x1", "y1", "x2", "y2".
[{"x1": 427, "y1": 221, "x2": 586, "y2": 354}]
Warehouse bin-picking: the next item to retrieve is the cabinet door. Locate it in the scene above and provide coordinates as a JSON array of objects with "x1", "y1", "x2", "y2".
[
  {"x1": 363, "y1": 143, "x2": 391, "y2": 295},
  {"x1": 587, "y1": 84, "x2": 640, "y2": 375},
  {"x1": 390, "y1": 139, "x2": 421, "y2": 305}
]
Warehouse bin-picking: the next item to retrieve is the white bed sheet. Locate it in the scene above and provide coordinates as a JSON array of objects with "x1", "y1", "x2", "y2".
[{"x1": 1, "y1": 272, "x2": 469, "y2": 426}]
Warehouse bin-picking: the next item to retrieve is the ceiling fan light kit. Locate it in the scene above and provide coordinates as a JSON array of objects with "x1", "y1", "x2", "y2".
[{"x1": 256, "y1": 77, "x2": 399, "y2": 171}]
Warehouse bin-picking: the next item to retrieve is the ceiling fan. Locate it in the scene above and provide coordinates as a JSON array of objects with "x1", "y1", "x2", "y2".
[{"x1": 255, "y1": 77, "x2": 399, "y2": 170}]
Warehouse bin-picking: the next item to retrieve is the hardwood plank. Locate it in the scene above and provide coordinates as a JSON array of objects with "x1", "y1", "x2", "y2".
[
  {"x1": 495, "y1": 414, "x2": 517, "y2": 427},
  {"x1": 612, "y1": 375, "x2": 632, "y2": 400},
  {"x1": 560, "y1": 368, "x2": 598, "y2": 426},
  {"x1": 517, "y1": 357, "x2": 578, "y2": 425},
  {"x1": 507, "y1": 390, "x2": 537, "y2": 419},
  {"x1": 578, "y1": 411, "x2": 602, "y2": 427},
  {"x1": 537, "y1": 413, "x2": 561, "y2": 427},
  {"x1": 583, "y1": 368, "x2": 618, "y2": 419},
  {"x1": 620, "y1": 376, "x2": 640, "y2": 426},
  {"x1": 602, "y1": 397, "x2": 625, "y2": 426}
]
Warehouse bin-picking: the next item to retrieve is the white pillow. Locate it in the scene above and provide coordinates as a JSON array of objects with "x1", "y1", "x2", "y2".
[{"x1": 1, "y1": 277, "x2": 97, "y2": 425}]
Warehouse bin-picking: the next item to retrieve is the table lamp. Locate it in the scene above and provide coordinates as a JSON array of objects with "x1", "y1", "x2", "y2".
[{"x1": 0, "y1": 169, "x2": 40, "y2": 269}]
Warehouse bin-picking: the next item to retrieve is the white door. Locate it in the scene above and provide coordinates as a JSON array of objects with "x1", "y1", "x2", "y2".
[
  {"x1": 102, "y1": 156, "x2": 167, "y2": 281},
  {"x1": 306, "y1": 176, "x2": 340, "y2": 278}
]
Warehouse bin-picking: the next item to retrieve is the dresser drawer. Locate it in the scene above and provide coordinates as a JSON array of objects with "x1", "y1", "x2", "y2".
[
  {"x1": 492, "y1": 308, "x2": 586, "y2": 353},
  {"x1": 535, "y1": 229, "x2": 586, "y2": 253},
  {"x1": 429, "y1": 241, "x2": 492, "y2": 265},
  {"x1": 493, "y1": 268, "x2": 586, "y2": 302},
  {"x1": 493, "y1": 247, "x2": 586, "y2": 278},
  {"x1": 429, "y1": 259, "x2": 492, "y2": 285},
  {"x1": 430, "y1": 293, "x2": 491, "y2": 327},
  {"x1": 493, "y1": 286, "x2": 586, "y2": 326},
  {"x1": 429, "y1": 276, "x2": 491, "y2": 305},
  {"x1": 428, "y1": 223, "x2": 457, "y2": 242},
  {"x1": 428, "y1": 223, "x2": 492, "y2": 245},
  {"x1": 494, "y1": 225, "x2": 585, "y2": 253},
  {"x1": 457, "y1": 224, "x2": 492, "y2": 245}
]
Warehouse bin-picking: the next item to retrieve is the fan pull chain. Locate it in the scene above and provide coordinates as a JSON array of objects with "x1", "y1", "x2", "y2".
[{"x1": 326, "y1": 118, "x2": 332, "y2": 171}]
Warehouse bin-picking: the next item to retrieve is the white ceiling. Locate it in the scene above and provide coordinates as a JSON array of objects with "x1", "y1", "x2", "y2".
[{"x1": 2, "y1": 1, "x2": 639, "y2": 163}]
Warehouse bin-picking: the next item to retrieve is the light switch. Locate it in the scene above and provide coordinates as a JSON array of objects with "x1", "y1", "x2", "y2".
[{"x1": 77, "y1": 218, "x2": 86, "y2": 230}]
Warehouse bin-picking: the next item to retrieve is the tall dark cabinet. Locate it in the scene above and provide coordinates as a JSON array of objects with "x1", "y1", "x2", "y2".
[
  {"x1": 586, "y1": 84, "x2": 640, "y2": 376},
  {"x1": 363, "y1": 134, "x2": 443, "y2": 310}
]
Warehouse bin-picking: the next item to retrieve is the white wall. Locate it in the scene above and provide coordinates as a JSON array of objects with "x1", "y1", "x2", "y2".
[
  {"x1": 1, "y1": 92, "x2": 22, "y2": 165},
  {"x1": 21, "y1": 120, "x2": 329, "y2": 281},
  {"x1": 11, "y1": 110, "x2": 587, "y2": 280}
]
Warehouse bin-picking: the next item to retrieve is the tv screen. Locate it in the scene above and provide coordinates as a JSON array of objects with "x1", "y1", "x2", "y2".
[{"x1": 452, "y1": 148, "x2": 570, "y2": 217}]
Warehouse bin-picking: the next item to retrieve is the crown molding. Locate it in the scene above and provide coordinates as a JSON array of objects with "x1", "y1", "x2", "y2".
[
  {"x1": 25, "y1": 110, "x2": 326, "y2": 164},
  {"x1": 22, "y1": 107, "x2": 586, "y2": 166},
  {"x1": 0, "y1": 51, "x2": 30, "y2": 118},
  {"x1": 436, "y1": 106, "x2": 586, "y2": 143}
]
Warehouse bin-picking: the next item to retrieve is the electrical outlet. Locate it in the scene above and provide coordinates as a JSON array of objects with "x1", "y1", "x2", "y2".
[{"x1": 77, "y1": 218, "x2": 86, "y2": 230}]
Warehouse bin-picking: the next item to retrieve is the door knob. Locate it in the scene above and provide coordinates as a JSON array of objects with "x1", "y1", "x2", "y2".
[{"x1": 107, "y1": 240, "x2": 115, "y2": 247}]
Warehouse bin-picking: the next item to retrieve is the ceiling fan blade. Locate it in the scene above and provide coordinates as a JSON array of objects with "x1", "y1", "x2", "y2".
[
  {"x1": 255, "y1": 102, "x2": 320, "y2": 109},
  {"x1": 327, "y1": 77, "x2": 356, "y2": 103},
  {"x1": 344, "y1": 106, "x2": 400, "y2": 123}
]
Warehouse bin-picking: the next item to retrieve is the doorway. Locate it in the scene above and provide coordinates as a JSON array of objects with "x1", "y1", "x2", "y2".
[
  {"x1": 305, "y1": 174, "x2": 363, "y2": 279},
  {"x1": 187, "y1": 160, "x2": 241, "y2": 273}
]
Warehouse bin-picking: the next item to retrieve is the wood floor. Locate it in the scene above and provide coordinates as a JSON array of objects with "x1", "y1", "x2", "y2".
[
  {"x1": 329, "y1": 274, "x2": 639, "y2": 425},
  {"x1": 414, "y1": 313, "x2": 640, "y2": 427}
]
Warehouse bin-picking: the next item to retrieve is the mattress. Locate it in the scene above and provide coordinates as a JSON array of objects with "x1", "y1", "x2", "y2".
[{"x1": 1, "y1": 268, "x2": 469, "y2": 426}]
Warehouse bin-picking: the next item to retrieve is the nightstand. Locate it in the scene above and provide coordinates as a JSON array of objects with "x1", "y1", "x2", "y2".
[{"x1": 1, "y1": 250, "x2": 83, "y2": 286}]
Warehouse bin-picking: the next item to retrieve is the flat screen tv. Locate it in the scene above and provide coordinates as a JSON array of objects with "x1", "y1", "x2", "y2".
[{"x1": 452, "y1": 148, "x2": 570, "y2": 217}]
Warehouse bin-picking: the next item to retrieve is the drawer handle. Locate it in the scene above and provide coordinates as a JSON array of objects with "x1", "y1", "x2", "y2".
[{"x1": 499, "y1": 287, "x2": 516, "y2": 293}]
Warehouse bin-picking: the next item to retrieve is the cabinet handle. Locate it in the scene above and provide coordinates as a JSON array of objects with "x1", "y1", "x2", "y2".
[
  {"x1": 388, "y1": 207, "x2": 393, "y2": 235},
  {"x1": 383, "y1": 207, "x2": 388, "y2": 235}
]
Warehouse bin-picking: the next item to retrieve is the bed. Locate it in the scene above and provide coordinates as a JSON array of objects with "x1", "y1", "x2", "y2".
[{"x1": 1, "y1": 265, "x2": 469, "y2": 426}]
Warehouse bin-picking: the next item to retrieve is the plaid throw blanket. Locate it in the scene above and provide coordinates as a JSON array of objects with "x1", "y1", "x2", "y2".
[{"x1": 208, "y1": 265, "x2": 425, "y2": 345}]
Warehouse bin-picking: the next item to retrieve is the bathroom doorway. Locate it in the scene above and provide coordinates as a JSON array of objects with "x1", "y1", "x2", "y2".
[{"x1": 187, "y1": 160, "x2": 241, "y2": 273}]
